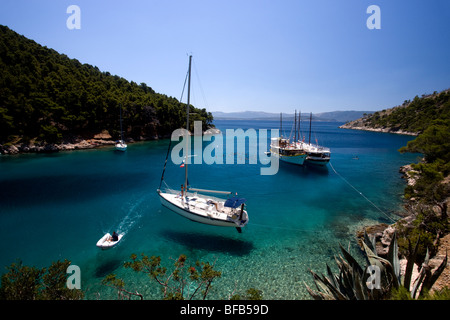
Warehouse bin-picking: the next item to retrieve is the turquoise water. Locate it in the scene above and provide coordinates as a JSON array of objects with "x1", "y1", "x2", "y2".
[{"x1": 0, "y1": 120, "x2": 420, "y2": 299}]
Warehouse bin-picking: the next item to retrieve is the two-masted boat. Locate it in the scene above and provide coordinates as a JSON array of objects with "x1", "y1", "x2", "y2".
[
  {"x1": 269, "y1": 112, "x2": 307, "y2": 166},
  {"x1": 157, "y1": 55, "x2": 249, "y2": 232},
  {"x1": 270, "y1": 137, "x2": 307, "y2": 165},
  {"x1": 270, "y1": 111, "x2": 330, "y2": 166}
]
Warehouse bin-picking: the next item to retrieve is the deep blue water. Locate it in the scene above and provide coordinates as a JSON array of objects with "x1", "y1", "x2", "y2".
[{"x1": 0, "y1": 120, "x2": 420, "y2": 299}]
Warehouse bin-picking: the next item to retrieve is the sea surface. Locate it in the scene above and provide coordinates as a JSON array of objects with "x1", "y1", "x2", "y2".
[{"x1": 0, "y1": 120, "x2": 420, "y2": 299}]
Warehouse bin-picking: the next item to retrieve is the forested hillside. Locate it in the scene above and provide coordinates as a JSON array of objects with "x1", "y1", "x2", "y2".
[
  {"x1": 0, "y1": 25, "x2": 213, "y2": 145},
  {"x1": 340, "y1": 89, "x2": 450, "y2": 135}
]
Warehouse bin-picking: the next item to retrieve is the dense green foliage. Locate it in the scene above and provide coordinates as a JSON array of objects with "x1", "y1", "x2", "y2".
[
  {"x1": 0, "y1": 25, "x2": 213, "y2": 145},
  {"x1": 333, "y1": 91, "x2": 450, "y2": 299},
  {"x1": 399, "y1": 118, "x2": 450, "y2": 214},
  {"x1": 0, "y1": 259, "x2": 83, "y2": 300},
  {"x1": 392, "y1": 93, "x2": 450, "y2": 278},
  {"x1": 362, "y1": 90, "x2": 450, "y2": 134},
  {"x1": 399, "y1": 120, "x2": 450, "y2": 173},
  {"x1": 397, "y1": 119, "x2": 450, "y2": 260}
]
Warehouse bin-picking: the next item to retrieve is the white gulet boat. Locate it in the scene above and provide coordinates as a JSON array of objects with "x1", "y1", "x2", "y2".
[
  {"x1": 270, "y1": 137, "x2": 307, "y2": 165},
  {"x1": 269, "y1": 112, "x2": 307, "y2": 166},
  {"x1": 156, "y1": 55, "x2": 249, "y2": 233}
]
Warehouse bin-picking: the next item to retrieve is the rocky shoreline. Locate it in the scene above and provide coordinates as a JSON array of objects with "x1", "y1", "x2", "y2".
[
  {"x1": 357, "y1": 218, "x2": 450, "y2": 294},
  {"x1": 339, "y1": 122, "x2": 418, "y2": 136},
  {"x1": 0, "y1": 128, "x2": 222, "y2": 155},
  {"x1": 356, "y1": 164, "x2": 450, "y2": 294},
  {"x1": 0, "y1": 129, "x2": 136, "y2": 155},
  {"x1": 0, "y1": 138, "x2": 117, "y2": 155}
]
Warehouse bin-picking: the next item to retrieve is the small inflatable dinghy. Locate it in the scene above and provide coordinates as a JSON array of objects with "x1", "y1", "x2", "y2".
[{"x1": 96, "y1": 232, "x2": 124, "y2": 249}]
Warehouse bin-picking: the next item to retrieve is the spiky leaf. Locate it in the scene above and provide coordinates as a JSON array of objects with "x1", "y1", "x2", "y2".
[
  {"x1": 386, "y1": 231, "x2": 400, "y2": 283},
  {"x1": 352, "y1": 269, "x2": 368, "y2": 300},
  {"x1": 421, "y1": 251, "x2": 448, "y2": 294},
  {"x1": 339, "y1": 244, "x2": 364, "y2": 276},
  {"x1": 403, "y1": 237, "x2": 420, "y2": 291},
  {"x1": 363, "y1": 229, "x2": 376, "y2": 254},
  {"x1": 362, "y1": 241, "x2": 386, "y2": 274}
]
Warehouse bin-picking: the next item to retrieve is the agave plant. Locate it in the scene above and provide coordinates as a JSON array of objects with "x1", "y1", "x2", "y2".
[
  {"x1": 410, "y1": 247, "x2": 448, "y2": 299},
  {"x1": 306, "y1": 229, "x2": 448, "y2": 300}
]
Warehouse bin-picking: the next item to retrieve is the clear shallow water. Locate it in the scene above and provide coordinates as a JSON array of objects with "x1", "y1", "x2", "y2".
[{"x1": 0, "y1": 120, "x2": 420, "y2": 299}]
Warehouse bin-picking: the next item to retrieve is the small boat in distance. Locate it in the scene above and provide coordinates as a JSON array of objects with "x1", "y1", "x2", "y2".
[
  {"x1": 115, "y1": 104, "x2": 127, "y2": 152},
  {"x1": 157, "y1": 55, "x2": 249, "y2": 233},
  {"x1": 96, "y1": 232, "x2": 124, "y2": 250},
  {"x1": 115, "y1": 140, "x2": 127, "y2": 152}
]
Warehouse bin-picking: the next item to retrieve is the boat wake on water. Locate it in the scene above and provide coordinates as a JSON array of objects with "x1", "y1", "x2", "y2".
[
  {"x1": 116, "y1": 195, "x2": 145, "y2": 235},
  {"x1": 98, "y1": 194, "x2": 146, "y2": 247}
]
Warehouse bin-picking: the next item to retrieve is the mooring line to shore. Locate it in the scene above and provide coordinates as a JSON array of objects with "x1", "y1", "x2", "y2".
[{"x1": 329, "y1": 161, "x2": 396, "y2": 223}]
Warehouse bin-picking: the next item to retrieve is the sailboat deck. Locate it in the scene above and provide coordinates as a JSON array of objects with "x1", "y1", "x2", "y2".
[{"x1": 158, "y1": 190, "x2": 248, "y2": 227}]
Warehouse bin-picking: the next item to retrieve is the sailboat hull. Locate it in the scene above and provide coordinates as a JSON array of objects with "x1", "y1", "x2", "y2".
[
  {"x1": 158, "y1": 191, "x2": 248, "y2": 228},
  {"x1": 305, "y1": 157, "x2": 330, "y2": 166},
  {"x1": 278, "y1": 153, "x2": 306, "y2": 165},
  {"x1": 270, "y1": 148, "x2": 306, "y2": 165},
  {"x1": 115, "y1": 146, "x2": 127, "y2": 152},
  {"x1": 115, "y1": 141, "x2": 127, "y2": 152}
]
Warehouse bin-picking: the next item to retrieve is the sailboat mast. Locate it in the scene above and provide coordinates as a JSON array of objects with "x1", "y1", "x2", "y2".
[
  {"x1": 308, "y1": 112, "x2": 312, "y2": 145},
  {"x1": 298, "y1": 110, "x2": 301, "y2": 141},
  {"x1": 280, "y1": 113, "x2": 282, "y2": 138},
  {"x1": 185, "y1": 55, "x2": 192, "y2": 189},
  {"x1": 119, "y1": 104, "x2": 124, "y2": 142},
  {"x1": 294, "y1": 110, "x2": 297, "y2": 142}
]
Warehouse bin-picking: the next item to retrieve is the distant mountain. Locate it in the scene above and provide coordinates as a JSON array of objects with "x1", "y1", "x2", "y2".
[
  {"x1": 212, "y1": 110, "x2": 374, "y2": 122},
  {"x1": 314, "y1": 111, "x2": 375, "y2": 122},
  {"x1": 212, "y1": 111, "x2": 278, "y2": 120}
]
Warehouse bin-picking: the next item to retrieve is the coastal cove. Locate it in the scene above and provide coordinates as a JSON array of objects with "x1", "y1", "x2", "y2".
[{"x1": 0, "y1": 120, "x2": 420, "y2": 299}]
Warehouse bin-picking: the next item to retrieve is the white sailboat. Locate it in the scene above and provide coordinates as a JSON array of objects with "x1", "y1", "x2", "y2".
[
  {"x1": 157, "y1": 55, "x2": 249, "y2": 232},
  {"x1": 115, "y1": 104, "x2": 127, "y2": 152}
]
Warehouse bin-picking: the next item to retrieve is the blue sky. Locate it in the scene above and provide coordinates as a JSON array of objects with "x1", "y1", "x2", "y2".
[{"x1": 1, "y1": 0, "x2": 449, "y2": 113}]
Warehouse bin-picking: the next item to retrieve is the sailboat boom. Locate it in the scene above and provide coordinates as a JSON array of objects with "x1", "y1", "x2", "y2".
[{"x1": 188, "y1": 187, "x2": 232, "y2": 195}]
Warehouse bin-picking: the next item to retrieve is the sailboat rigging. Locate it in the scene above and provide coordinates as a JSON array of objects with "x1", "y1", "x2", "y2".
[
  {"x1": 270, "y1": 112, "x2": 307, "y2": 166},
  {"x1": 297, "y1": 112, "x2": 331, "y2": 166},
  {"x1": 115, "y1": 104, "x2": 127, "y2": 152},
  {"x1": 270, "y1": 111, "x2": 330, "y2": 166},
  {"x1": 157, "y1": 55, "x2": 249, "y2": 232}
]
